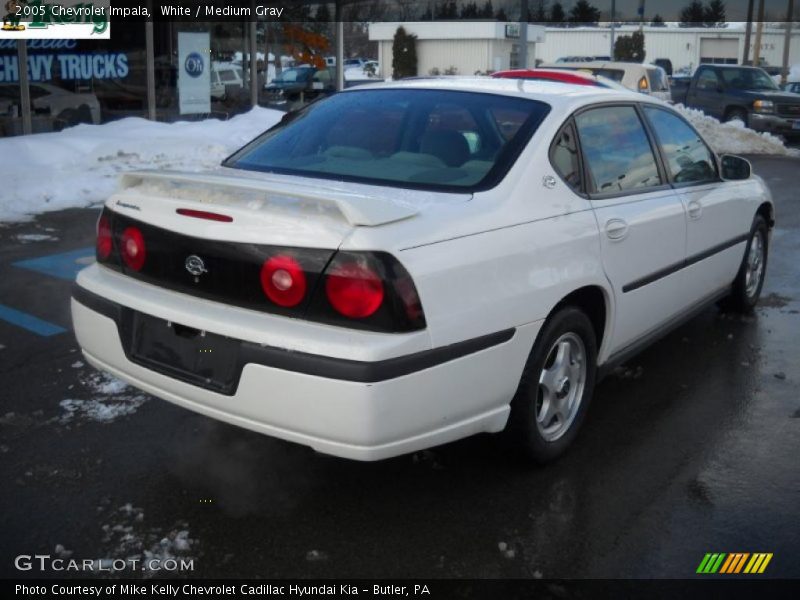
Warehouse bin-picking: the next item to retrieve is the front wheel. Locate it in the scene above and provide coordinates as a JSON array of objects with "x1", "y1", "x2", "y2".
[
  {"x1": 507, "y1": 307, "x2": 598, "y2": 463},
  {"x1": 726, "y1": 215, "x2": 769, "y2": 313}
]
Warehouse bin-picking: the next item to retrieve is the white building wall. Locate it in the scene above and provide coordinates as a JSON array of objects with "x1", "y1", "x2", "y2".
[{"x1": 536, "y1": 27, "x2": 800, "y2": 73}]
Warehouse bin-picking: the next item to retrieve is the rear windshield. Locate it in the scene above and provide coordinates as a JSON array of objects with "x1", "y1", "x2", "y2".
[
  {"x1": 648, "y1": 68, "x2": 670, "y2": 91},
  {"x1": 224, "y1": 89, "x2": 550, "y2": 192},
  {"x1": 587, "y1": 68, "x2": 624, "y2": 82}
]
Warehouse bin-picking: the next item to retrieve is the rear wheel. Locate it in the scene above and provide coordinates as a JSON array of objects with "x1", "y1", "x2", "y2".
[
  {"x1": 507, "y1": 307, "x2": 597, "y2": 463},
  {"x1": 726, "y1": 215, "x2": 769, "y2": 313}
]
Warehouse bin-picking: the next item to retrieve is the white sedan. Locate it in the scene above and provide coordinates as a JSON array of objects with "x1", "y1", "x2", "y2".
[{"x1": 72, "y1": 78, "x2": 773, "y2": 462}]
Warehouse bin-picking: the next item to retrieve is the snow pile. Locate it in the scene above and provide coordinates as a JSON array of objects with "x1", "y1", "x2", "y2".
[
  {"x1": 96, "y1": 504, "x2": 197, "y2": 576},
  {"x1": 59, "y1": 371, "x2": 147, "y2": 424},
  {"x1": 675, "y1": 104, "x2": 800, "y2": 156},
  {"x1": 1, "y1": 107, "x2": 283, "y2": 223}
]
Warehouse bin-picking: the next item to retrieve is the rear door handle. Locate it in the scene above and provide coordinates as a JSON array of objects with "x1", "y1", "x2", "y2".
[
  {"x1": 688, "y1": 200, "x2": 703, "y2": 219},
  {"x1": 605, "y1": 218, "x2": 629, "y2": 241}
]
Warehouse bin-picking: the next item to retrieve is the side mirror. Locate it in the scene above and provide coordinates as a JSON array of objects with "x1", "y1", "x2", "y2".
[{"x1": 720, "y1": 154, "x2": 751, "y2": 180}]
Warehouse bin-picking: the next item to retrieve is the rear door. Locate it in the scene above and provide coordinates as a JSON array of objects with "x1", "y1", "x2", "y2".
[
  {"x1": 573, "y1": 104, "x2": 688, "y2": 353},
  {"x1": 642, "y1": 105, "x2": 751, "y2": 303}
]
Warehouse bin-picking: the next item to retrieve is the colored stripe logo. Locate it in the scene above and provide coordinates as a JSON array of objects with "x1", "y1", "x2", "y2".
[{"x1": 697, "y1": 553, "x2": 773, "y2": 574}]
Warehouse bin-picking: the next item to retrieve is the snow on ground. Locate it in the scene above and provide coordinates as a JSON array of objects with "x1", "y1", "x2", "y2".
[
  {"x1": 0, "y1": 107, "x2": 283, "y2": 223},
  {"x1": 58, "y1": 371, "x2": 148, "y2": 424},
  {"x1": 675, "y1": 104, "x2": 800, "y2": 157}
]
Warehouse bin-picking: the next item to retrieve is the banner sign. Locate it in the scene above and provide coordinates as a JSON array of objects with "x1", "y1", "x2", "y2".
[
  {"x1": 178, "y1": 31, "x2": 210, "y2": 115},
  {"x1": 0, "y1": 0, "x2": 111, "y2": 39}
]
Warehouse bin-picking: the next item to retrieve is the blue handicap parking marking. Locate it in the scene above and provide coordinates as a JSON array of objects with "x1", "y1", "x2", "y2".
[
  {"x1": 13, "y1": 246, "x2": 95, "y2": 281},
  {"x1": 2, "y1": 246, "x2": 94, "y2": 336},
  {"x1": 0, "y1": 303, "x2": 67, "y2": 336}
]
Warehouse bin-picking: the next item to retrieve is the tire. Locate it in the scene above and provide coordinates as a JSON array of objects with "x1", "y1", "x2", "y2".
[
  {"x1": 506, "y1": 306, "x2": 598, "y2": 463},
  {"x1": 725, "y1": 215, "x2": 769, "y2": 313},
  {"x1": 726, "y1": 108, "x2": 748, "y2": 126}
]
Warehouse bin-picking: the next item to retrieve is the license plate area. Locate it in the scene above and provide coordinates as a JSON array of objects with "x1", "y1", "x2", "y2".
[{"x1": 129, "y1": 312, "x2": 240, "y2": 395}]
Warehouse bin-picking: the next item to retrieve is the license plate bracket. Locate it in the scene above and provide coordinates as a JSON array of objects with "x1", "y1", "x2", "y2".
[{"x1": 129, "y1": 313, "x2": 240, "y2": 394}]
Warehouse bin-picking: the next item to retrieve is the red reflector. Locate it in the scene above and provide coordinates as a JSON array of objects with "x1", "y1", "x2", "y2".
[
  {"x1": 176, "y1": 208, "x2": 233, "y2": 222},
  {"x1": 120, "y1": 226, "x2": 146, "y2": 271},
  {"x1": 260, "y1": 255, "x2": 307, "y2": 307},
  {"x1": 325, "y1": 262, "x2": 384, "y2": 319},
  {"x1": 96, "y1": 215, "x2": 112, "y2": 260}
]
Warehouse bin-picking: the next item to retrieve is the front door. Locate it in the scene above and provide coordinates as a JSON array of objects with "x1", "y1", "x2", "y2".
[{"x1": 574, "y1": 104, "x2": 688, "y2": 354}]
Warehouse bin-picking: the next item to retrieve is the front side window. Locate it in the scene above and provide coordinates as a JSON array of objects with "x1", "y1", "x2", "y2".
[
  {"x1": 225, "y1": 89, "x2": 550, "y2": 192},
  {"x1": 643, "y1": 107, "x2": 718, "y2": 185},
  {"x1": 574, "y1": 106, "x2": 662, "y2": 194}
]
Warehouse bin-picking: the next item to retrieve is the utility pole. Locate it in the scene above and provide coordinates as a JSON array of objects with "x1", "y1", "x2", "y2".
[
  {"x1": 17, "y1": 40, "x2": 31, "y2": 135},
  {"x1": 249, "y1": 0, "x2": 258, "y2": 107},
  {"x1": 335, "y1": 0, "x2": 344, "y2": 91},
  {"x1": 519, "y1": 0, "x2": 529, "y2": 69},
  {"x1": 781, "y1": 0, "x2": 795, "y2": 84},
  {"x1": 743, "y1": 0, "x2": 754, "y2": 64},
  {"x1": 753, "y1": 0, "x2": 765, "y2": 65},
  {"x1": 609, "y1": 0, "x2": 616, "y2": 59},
  {"x1": 145, "y1": 1, "x2": 155, "y2": 120}
]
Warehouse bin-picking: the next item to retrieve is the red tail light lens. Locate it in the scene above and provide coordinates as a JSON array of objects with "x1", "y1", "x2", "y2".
[
  {"x1": 120, "y1": 226, "x2": 146, "y2": 271},
  {"x1": 260, "y1": 255, "x2": 307, "y2": 307},
  {"x1": 325, "y1": 261, "x2": 385, "y2": 319},
  {"x1": 96, "y1": 215, "x2": 113, "y2": 260}
]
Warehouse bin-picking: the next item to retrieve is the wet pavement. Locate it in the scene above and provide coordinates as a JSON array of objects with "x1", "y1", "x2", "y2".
[{"x1": 0, "y1": 156, "x2": 798, "y2": 580}]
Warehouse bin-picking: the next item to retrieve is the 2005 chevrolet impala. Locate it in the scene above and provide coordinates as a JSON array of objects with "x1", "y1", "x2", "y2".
[{"x1": 72, "y1": 78, "x2": 773, "y2": 462}]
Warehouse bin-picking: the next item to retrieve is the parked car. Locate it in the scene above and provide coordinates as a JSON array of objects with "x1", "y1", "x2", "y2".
[
  {"x1": 654, "y1": 58, "x2": 673, "y2": 76},
  {"x1": 0, "y1": 82, "x2": 101, "y2": 125},
  {"x1": 540, "y1": 61, "x2": 671, "y2": 102},
  {"x1": 492, "y1": 68, "x2": 629, "y2": 91},
  {"x1": 264, "y1": 66, "x2": 335, "y2": 103},
  {"x1": 672, "y1": 64, "x2": 800, "y2": 137},
  {"x1": 72, "y1": 78, "x2": 773, "y2": 463}
]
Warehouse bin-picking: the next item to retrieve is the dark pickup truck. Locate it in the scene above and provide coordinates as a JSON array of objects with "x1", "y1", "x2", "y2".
[{"x1": 672, "y1": 64, "x2": 800, "y2": 138}]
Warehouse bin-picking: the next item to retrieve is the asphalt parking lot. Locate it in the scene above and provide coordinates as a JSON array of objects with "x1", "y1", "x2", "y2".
[{"x1": 0, "y1": 156, "x2": 798, "y2": 580}]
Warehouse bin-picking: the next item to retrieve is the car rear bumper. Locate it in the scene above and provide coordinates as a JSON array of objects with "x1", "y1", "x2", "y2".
[{"x1": 71, "y1": 277, "x2": 538, "y2": 461}]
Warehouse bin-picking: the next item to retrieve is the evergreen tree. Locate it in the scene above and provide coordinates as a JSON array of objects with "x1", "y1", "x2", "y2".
[
  {"x1": 650, "y1": 14, "x2": 666, "y2": 27},
  {"x1": 479, "y1": 1, "x2": 494, "y2": 18},
  {"x1": 495, "y1": 6, "x2": 508, "y2": 20},
  {"x1": 704, "y1": 0, "x2": 726, "y2": 27},
  {"x1": 568, "y1": 0, "x2": 601, "y2": 25},
  {"x1": 679, "y1": 0, "x2": 706, "y2": 27},
  {"x1": 614, "y1": 31, "x2": 645, "y2": 62},
  {"x1": 460, "y1": 1, "x2": 479, "y2": 19},
  {"x1": 392, "y1": 26, "x2": 418, "y2": 80},
  {"x1": 550, "y1": 1, "x2": 566, "y2": 26},
  {"x1": 533, "y1": 0, "x2": 549, "y2": 22}
]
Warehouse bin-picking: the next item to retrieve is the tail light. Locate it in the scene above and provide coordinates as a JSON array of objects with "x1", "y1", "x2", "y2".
[
  {"x1": 325, "y1": 260, "x2": 384, "y2": 318},
  {"x1": 96, "y1": 214, "x2": 113, "y2": 260},
  {"x1": 92, "y1": 208, "x2": 425, "y2": 333},
  {"x1": 120, "y1": 226, "x2": 147, "y2": 271},
  {"x1": 638, "y1": 76, "x2": 649, "y2": 92},
  {"x1": 260, "y1": 254, "x2": 307, "y2": 307}
]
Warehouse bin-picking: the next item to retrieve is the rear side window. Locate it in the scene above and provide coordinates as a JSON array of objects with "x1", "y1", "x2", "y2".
[
  {"x1": 643, "y1": 107, "x2": 717, "y2": 184},
  {"x1": 574, "y1": 106, "x2": 662, "y2": 194},
  {"x1": 550, "y1": 122, "x2": 582, "y2": 192}
]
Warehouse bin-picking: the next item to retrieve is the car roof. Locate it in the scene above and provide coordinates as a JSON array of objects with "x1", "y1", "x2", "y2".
[{"x1": 344, "y1": 76, "x2": 658, "y2": 111}]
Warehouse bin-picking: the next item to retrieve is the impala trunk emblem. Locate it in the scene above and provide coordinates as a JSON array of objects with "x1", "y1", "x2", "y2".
[{"x1": 185, "y1": 255, "x2": 207, "y2": 281}]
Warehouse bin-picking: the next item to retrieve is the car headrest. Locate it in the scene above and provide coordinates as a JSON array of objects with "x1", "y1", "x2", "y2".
[{"x1": 419, "y1": 130, "x2": 470, "y2": 168}]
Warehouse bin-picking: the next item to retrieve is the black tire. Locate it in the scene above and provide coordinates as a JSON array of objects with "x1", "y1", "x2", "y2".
[
  {"x1": 506, "y1": 306, "x2": 598, "y2": 463},
  {"x1": 726, "y1": 108, "x2": 748, "y2": 126},
  {"x1": 726, "y1": 215, "x2": 769, "y2": 313}
]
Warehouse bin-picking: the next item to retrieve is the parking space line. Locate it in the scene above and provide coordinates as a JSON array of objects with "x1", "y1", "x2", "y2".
[
  {"x1": 13, "y1": 247, "x2": 95, "y2": 281},
  {"x1": 0, "y1": 303, "x2": 67, "y2": 336}
]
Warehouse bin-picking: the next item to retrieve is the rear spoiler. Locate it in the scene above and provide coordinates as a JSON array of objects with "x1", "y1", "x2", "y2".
[{"x1": 120, "y1": 170, "x2": 420, "y2": 227}]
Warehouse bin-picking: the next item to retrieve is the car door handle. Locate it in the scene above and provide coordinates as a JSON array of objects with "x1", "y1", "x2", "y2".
[
  {"x1": 688, "y1": 200, "x2": 703, "y2": 219},
  {"x1": 605, "y1": 218, "x2": 629, "y2": 241}
]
